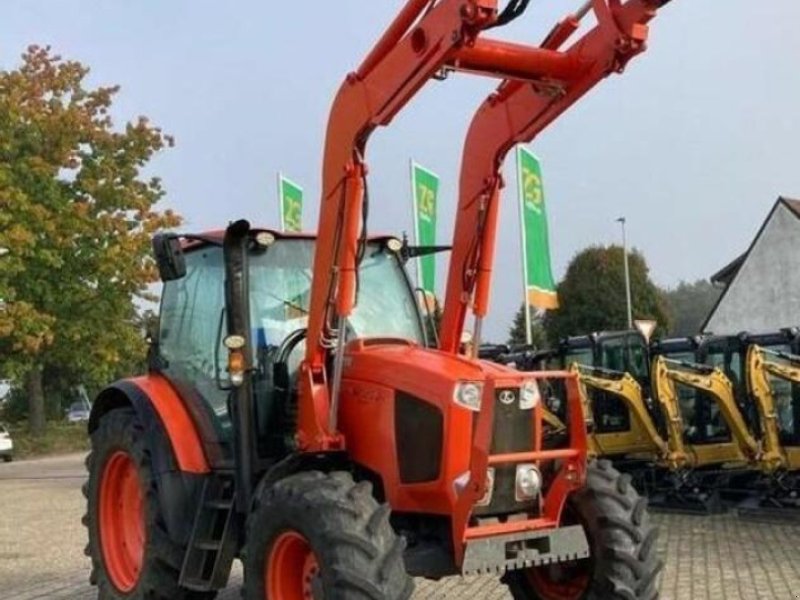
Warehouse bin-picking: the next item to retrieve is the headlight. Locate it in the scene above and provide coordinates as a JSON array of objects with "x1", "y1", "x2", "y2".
[
  {"x1": 520, "y1": 379, "x2": 541, "y2": 410},
  {"x1": 515, "y1": 464, "x2": 542, "y2": 501},
  {"x1": 453, "y1": 468, "x2": 495, "y2": 506},
  {"x1": 454, "y1": 381, "x2": 483, "y2": 411},
  {"x1": 477, "y1": 468, "x2": 496, "y2": 507}
]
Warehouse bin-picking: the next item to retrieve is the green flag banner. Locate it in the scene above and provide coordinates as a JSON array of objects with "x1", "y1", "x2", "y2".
[
  {"x1": 516, "y1": 146, "x2": 559, "y2": 309},
  {"x1": 410, "y1": 161, "x2": 439, "y2": 297},
  {"x1": 278, "y1": 174, "x2": 303, "y2": 232}
]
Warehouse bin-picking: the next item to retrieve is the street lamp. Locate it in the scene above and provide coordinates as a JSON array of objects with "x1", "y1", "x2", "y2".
[{"x1": 616, "y1": 217, "x2": 633, "y2": 329}]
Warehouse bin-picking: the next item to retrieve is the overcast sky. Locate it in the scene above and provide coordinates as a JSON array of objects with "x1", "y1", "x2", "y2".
[{"x1": 3, "y1": 2, "x2": 799, "y2": 341}]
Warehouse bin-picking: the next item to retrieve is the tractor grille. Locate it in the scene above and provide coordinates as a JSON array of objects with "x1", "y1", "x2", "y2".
[
  {"x1": 395, "y1": 392, "x2": 444, "y2": 484},
  {"x1": 473, "y1": 387, "x2": 538, "y2": 517}
]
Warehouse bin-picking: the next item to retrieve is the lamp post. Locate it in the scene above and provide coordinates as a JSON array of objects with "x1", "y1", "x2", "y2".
[{"x1": 616, "y1": 217, "x2": 633, "y2": 329}]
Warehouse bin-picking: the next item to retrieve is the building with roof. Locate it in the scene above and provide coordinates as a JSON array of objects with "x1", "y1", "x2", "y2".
[{"x1": 703, "y1": 197, "x2": 800, "y2": 334}]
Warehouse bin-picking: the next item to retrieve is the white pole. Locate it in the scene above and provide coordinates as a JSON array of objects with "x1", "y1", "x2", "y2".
[
  {"x1": 277, "y1": 172, "x2": 285, "y2": 232},
  {"x1": 409, "y1": 159, "x2": 422, "y2": 289},
  {"x1": 617, "y1": 217, "x2": 633, "y2": 329},
  {"x1": 517, "y1": 147, "x2": 533, "y2": 345}
]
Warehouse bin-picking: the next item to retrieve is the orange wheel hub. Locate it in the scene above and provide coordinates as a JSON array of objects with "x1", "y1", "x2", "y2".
[
  {"x1": 99, "y1": 450, "x2": 145, "y2": 593},
  {"x1": 266, "y1": 531, "x2": 321, "y2": 600}
]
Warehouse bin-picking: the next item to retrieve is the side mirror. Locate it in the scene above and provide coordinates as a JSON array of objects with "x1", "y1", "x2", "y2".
[{"x1": 152, "y1": 234, "x2": 186, "y2": 281}]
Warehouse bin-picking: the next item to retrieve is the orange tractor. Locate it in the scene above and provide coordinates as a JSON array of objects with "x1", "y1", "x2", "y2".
[{"x1": 84, "y1": 1, "x2": 671, "y2": 598}]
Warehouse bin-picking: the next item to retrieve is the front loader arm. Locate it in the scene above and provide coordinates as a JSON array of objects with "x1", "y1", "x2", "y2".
[
  {"x1": 301, "y1": 0, "x2": 673, "y2": 451},
  {"x1": 300, "y1": 0, "x2": 501, "y2": 450},
  {"x1": 440, "y1": 0, "x2": 671, "y2": 352}
]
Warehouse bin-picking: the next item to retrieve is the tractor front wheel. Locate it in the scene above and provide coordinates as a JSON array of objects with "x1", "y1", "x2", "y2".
[
  {"x1": 243, "y1": 471, "x2": 413, "y2": 600},
  {"x1": 503, "y1": 459, "x2": 663, "y2": 600},
  {"x1": 84, "y1": 407, "x2": 216, "y2": 599}
]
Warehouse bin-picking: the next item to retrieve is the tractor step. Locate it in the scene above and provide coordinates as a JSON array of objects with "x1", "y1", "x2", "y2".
[{"x1": 179, "y1": 473, "x2": 238, "y2": 592}]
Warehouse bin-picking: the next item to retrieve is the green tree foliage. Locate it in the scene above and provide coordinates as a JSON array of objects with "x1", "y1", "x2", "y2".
[
  {"x1": 0, "y1": 46, "x2": 180, "y2": 434},
  {"x1": 662, "y1": 279, "x2": 721, "y2": 336},
  {"x1": 543, "y1": 245, "x2": 670, "y2": 344},
  {"x1": 508, "y1": 304, "x2": 548, "y2": 348}
]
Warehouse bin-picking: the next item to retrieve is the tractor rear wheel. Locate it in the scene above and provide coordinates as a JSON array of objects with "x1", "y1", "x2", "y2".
[
  {"x1": 83, "y1": 407, "x2": 216, "y2": 599},
  {"x1": 243, "y1": 470, "x2": 413, "y2": 600},
  {"x1": 503, "y1": 459, "x2": 662, "y2": 600}
]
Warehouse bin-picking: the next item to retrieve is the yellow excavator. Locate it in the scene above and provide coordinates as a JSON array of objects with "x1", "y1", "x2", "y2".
[
  {"x1": 550, "y1": 332, "x2": 719, "y2": 510},
  {"x1": 650, "y1": 356, "x2": 760, "y2": 468},
  {"x1": 486, "y1": 330, "x2": 800, "y2": 514},
  {"x1": 746, "y1": 344, "x2": 800, "y2": 470},
  {"x1": 743, "y1": 343, "x2": 800, "y2": 509},
  {"x1": 571, "y1": 363, "x2": 686, "y2": 469},
  {"x1": 563, "y1": 336, "x2": 759, "y2": 512}
]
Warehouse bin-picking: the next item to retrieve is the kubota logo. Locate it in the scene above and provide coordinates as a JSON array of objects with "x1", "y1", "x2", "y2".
[{"x1": 499, "y1": 390, "x2": 517, "y2": 405}]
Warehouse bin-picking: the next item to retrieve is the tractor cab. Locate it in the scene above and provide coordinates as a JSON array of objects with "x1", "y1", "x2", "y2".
[{"x1": 154, "y1": 230, "x2": 426, "y2": 462}]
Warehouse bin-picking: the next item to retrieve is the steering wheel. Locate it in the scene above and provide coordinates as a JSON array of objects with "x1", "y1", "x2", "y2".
[
  {"x1": 276, "y1": 327, "x2": 308, "y2": 366},
  {"x1": 275, "y1": 321, "x2": 358, "y2": 371}
]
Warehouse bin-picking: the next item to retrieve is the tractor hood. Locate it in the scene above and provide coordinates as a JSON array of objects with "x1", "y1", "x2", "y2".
[{"x1": 342, "y1": 338, "x2": 532, "y2": 401}]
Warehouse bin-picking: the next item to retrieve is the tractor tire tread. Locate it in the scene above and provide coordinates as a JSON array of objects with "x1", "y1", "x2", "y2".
[
  {"x1": 242, "y1": 470, "x2": 413, "y2": 600},
  {"x1": 83, "y1": 407, "x2": 216, "y2": 600},
  {"x1": 503, "y1": 460, "x2": 662, "y2": 600}
]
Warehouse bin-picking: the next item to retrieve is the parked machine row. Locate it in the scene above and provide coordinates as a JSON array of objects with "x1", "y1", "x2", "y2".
[{"x1": 483, "y1": 328, "x2": 800, "y2": 516}]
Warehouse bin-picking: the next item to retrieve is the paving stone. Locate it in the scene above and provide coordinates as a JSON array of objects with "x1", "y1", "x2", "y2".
[{"x1": 3, "y1": 456, "x2": 800, "y2": 599}]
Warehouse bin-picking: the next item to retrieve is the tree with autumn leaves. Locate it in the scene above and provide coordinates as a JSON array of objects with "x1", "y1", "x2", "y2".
[{"x1": 0, "y1": 46, "x2": 180, "y2": 435}]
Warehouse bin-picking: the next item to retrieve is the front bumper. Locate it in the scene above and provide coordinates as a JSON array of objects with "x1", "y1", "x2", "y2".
[{"x1": 461, "y1": 524, "x2": 589, "y2": 576}]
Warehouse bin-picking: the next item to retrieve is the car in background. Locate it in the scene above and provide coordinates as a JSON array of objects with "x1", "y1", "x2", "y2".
[
  {"x1": 0, "y1": 424, "x2": 13, "y2": 462},
  {"x1": 66, "y1": 402, "x2": 91, "y2": 424}
]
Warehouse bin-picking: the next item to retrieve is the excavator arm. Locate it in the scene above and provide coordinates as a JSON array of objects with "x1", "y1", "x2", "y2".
[
  {"x1": 441, "y1": 0, "x2": 671, "y2": 353},
  {"x1": 746, "y1": 345, "x2": 800, "y2": 471},
  {"x1": 653, "y1": 356, "x2": 762, "y2": 468},
  {"x1": 572, "y1": 363, "x2": 678, "y2": 465}
]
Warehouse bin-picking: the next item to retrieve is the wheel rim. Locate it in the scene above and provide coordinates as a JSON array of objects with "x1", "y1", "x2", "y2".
[
  {"x1": 99, "y1": 450, "x2": 145, "y2": 593},
  {"x1": 523, "y1": 504, "x2": 592, "y2": 600},
  {"x1": 524, "y1": 562, "x2": 591, "y2": 600},
  {"x1": 266, "y1": 531, "x2": 321, "y2": 600}
]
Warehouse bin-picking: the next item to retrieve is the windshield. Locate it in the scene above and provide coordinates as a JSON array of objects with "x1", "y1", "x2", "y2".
[
  {"x1": 564, "y1": 347, "x2": 593, "y2": 368},
  {"x1": 599, "y1": 334, "x2": 649, "y2": 380},
  {"x1": 760, "y1": 343, "x2": 796, "y2": 438},
  {"x1": 249, "y1": 239, "x2": 424, "y2": 349},
  {"x1": 705, "y1": 347, "x2": 744, "y2": 393}
]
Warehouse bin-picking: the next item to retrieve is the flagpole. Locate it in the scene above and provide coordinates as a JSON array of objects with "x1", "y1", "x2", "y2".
[
  {"x1": 277, "y1": 172, "x2": 285, "y2": 232},
  {"x1": 617, "y1": 216, "x2": 633, "y2": 329},
  {"x1": 516, "y1": 147, "x2": 533, "y2": 345},
  {"x1": 410, "y1": 159, "x2": 422, "y2": 289}
]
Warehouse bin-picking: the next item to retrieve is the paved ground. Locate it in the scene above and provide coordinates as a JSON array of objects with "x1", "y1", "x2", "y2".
[{"x1": 2, "y1": 454, "x2": 800, "y2": 599}]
